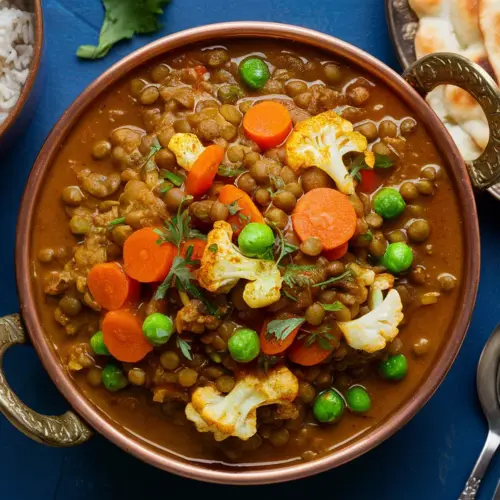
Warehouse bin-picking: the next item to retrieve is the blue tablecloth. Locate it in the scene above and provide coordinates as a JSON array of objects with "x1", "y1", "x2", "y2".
[{"x1": 2, "y1": 1, "x2": 500, "y2": 498}]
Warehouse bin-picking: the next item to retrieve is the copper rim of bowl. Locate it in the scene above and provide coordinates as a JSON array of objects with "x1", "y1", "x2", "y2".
[
  {"x1": 15, "y1": 22, "x2": 479, "y2": 485},
  {"x1": 0, "y1": 0, "x2": 43, "y2": 138}
]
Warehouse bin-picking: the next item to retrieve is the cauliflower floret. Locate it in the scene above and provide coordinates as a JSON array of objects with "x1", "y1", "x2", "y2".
[
  {"x1": 338, "y1": 289, "x2": 404, "y2": 353},
  {"x1": 198, "y1": 221, "x2": 282, "y2": 308},
  {"x1": 167, "y1": 133, "x2": 205, "y2": 170},
  {"x1": 368, "y1": 273, "x2": 395, "y2": 310},
  {"x1": 285, "y1": 110, "x2": 375, "y2": 194},
  {"x1": 185, "y1": 366, "x2": 298, "y2": 441}
]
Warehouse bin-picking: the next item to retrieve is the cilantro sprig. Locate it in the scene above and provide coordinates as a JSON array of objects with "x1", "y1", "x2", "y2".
[{"x1": 77, "y1": 0, "x2": 171, "y2": 60}]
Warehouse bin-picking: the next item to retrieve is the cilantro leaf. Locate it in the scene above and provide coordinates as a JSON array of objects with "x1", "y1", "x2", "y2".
[
  {"x1": 208, "y1": 244, "x2": 218, "y2": 253},
  {"x1": 374, "y1": 153, "x2": 393, "y2": 169},
  {"x1": 218, "y1": 165, "x2": 246, "y2": 178},
  {"x1": 282, "y1": 264, "x2": 317, "y2": 287},
  {"x1": 320, "y1": 301, "x2": 344, "y2": 312},
  {"x1": 266, "y1": 317, "x2": 305, "y2": 342},
  {"x1": 176, "y1": 336, "x2": 193, "y2": 361},
  {"x1": 228, "y1": 199, "x2": 242, "y2": 216},
  {"x1": 77, "y1": 0, "x2": 171, "y2": 60},
  {"x1": 313, "y1": 269, "x2": 354, "y2": 289}
]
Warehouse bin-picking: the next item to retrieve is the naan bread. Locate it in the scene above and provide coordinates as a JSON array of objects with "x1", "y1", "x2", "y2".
[
  {"x1": 409, "y1": 0, "x2": 496, "y2": 160},
  {"x1": 479, "y1": 0, "x2": 500, "y2": 82}
]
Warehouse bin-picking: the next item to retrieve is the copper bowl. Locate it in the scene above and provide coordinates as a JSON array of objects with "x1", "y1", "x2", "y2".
[
  {"x1": 0, "y1": 0, "x2": 43, "y2": 148},
  {"x1": 2, "y1": 22, "x2": 498, "y2": 485}
]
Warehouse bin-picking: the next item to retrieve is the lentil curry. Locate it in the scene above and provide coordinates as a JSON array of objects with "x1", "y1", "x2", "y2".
[{"x1": 32, "y1": 40, "x2": 463, "y2": 468}]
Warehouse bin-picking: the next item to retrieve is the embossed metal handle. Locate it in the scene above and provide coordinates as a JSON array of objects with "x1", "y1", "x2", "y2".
[
  {"x1": 403, "y1": 53, "x2": 500, "y2": 191},
  {"x1": 0, "y1": 314, "x2": 92, "y2": 446},
  {"x1": 458, "y1": 430, "x2": 500, "y2": 499}
]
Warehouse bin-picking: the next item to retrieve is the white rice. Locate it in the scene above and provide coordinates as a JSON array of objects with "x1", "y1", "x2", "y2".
[{"x1": 0, "y1": 0, "x2": 34, "y2": 124}]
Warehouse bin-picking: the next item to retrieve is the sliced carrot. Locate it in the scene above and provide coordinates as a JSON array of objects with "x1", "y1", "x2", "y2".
[
  {"x1": 185, "y1": 145, "x2": 225, "y2": 197},
  {"x1": 260, "y1": 318, "x2": 302, "y2": 356},
  {"x1": 181, "y1": 239, "x2": 207, "y2": 263},
  {"x1": 87, "y1": 262, "x2": 140, "y2": 311},
  {"x1": 288, "y1": 333, "x2": 339, "y2": 366},
  {"x1": 218, "y1": 184, "x2": 265, "y2": 235},
  {"x1": 358, "y1": 169, "x2": 381, "y2": 194},
  {"x1": 291, "y1": 187, "x2": 357, "y2": 251},
  {"x1": 243, "y1": 101, "x2": 292, "y2": 150},
  {"x1": 123, "y1": 227, "x2": 176, "y2": 283},
  {"x1": 102, "y1": 309, "x2": 153, "y2": 363},
  {"x1": 323, "y1": 242, "x2": 348, "y2": 261}
]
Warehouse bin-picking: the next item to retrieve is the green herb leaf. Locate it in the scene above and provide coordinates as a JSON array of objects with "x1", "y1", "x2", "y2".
[
  {"x1": 282, "y1": 265, "x2": 318, "y2": 288},
  {"x1": 208, "y1": 244, "x2": 218, "y2": 253},
  {"x1": 270, "y1": 174, "x2": 285, "y2": 191},
  {"x1": 107, "y1": 216, "x2": 126, "y2": 227},
  {"x1": 299, "y1": 327, "x2": 336, "y2": 351},
  {"x1": 266, "y1": 317, "x2": 305, "y2": 342},
  {"x1": 238, "y1": 212, "x2": 251, "y2": 223},
  {"x1": 176, "y1": 336, "x2": 193, "y2": 361},
  {"x1": 320, "y1": 301, "x2": 344, "y2": 312},
  {"x1": 374, "y1": 153, "x2": 393, "y2": 169},
  {"x1": 228, "y1": 199, "x2": 242, "y2": 216},
  {"x1": 217, "y1": 165, "x2": 246, "y2": 177},
  {"x1": 283, "y1": 290, "x2": 297, "y2": 302},
  {"x1": 313, "y1": 269, "x2": 354, "y2": 289},
  {"x1": 258, "y1": 354, "x2": 280, "y2": 374},
  {"x1": 273, "y1": 225, "x2": 298, "y2": 265},
  {"x1": 163, "y1": 170, "x2": 184, "y2": 186},
  {"x1": 77, "y1": 0, "x2": 171, "y2": 60},
  {"x1": 359, "y1": 230, "x2": 373, "y2": 242},
  {"x1": 160, "y1": 181, "x2": 174, "y2": 193}
]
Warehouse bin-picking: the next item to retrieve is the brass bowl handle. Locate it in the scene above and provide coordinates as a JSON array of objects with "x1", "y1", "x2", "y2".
[
  {"x1": 0, "y1": 314, "x2": 92, "y2": 446},
  {"x1": 403, "y1": 53, "x2": 500, "y2": 191}
]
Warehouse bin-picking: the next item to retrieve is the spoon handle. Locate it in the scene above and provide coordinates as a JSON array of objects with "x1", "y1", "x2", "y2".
[{"x1": 459, "y1": 430, "x2": 500, "y2": 499}]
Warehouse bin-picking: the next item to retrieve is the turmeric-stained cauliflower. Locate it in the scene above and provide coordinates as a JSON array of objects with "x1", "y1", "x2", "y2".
[
  {"x1": 185, "y1": 366, "x2": 298, "y2": 441},
  {"x1": 175, "y1": 299, "x2": 221, "y2": 334},
  {"x1": 338, "y1": 288, "x2": 404, "y2": 353},
  {"x1": 167, "y1": 133, "x2": 205, "y2": 170},
  {"x1": 198, "y1": 221, "x2": 282, "y2": 308},
  {"x1": 285, "y1": 110, "x2": 375, "y2": 194}
]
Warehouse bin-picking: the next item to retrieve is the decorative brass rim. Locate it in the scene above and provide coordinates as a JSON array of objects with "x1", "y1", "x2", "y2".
[
  {"x1": 15, "y1": 22, "x2": 480, "y2": 484},
  {"x1": 386, "y1": 0, "x2": 500, "y2": 199},
  {"x1": 0, "y1": 314, "x2": 92, "y2": 446}
]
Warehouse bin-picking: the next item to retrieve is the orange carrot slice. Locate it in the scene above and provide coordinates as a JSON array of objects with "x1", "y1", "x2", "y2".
[
  {"x1": 102, "y1": 309, "x2": 153, "y2": 363},
  {"x1": 243, "y1": 101, "x2": 292, "y2": 149},
  {"x1": 185, "y1": 145, "x2": 225, "y2": 197},
  {"x1": 292, "y1": 188, "x2": 357, "y2": 250},
  {"x1": 260, "y1": 317, "x2": 302, "y2": 356},
  {"x1": 288, "y1": 333, "x2": 339, "y2": 366},
  {"x1": 123, "y1": 227, "x2": 176, "y2": 283},
  {"x1": 218, "y1": 184, "x2": 265, "y2": 235},
  {"x1": 87, "y1": 262, "x2": 140, "y2": 311},
  {"x1": 323, "y1": 242, "x2": 348, "y2": 261}
]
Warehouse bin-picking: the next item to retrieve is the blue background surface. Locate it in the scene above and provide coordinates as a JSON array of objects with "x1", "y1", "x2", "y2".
[{"x1": 1, "y1": 0, "x2": 500, "y2": 498}]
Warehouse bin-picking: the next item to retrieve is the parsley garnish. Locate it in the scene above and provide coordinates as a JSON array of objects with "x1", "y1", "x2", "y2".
[
  {"x1": 374, "y1": 153, "x2": 393, "y2": 168},
  {"x1": 359, "y1": 230, "x2": 373, "y2": 242},
  {"x1": 299, "y1": 326, "x2": 337, "y2": 351},
  {"x1": 154, "y1": 196, "x2": 205, "y2": 248},
  {"x1": 218, "y1": 165, "x2": 246, "y2": 177},
  {"x1": 107, "y1": 216, "x2": 126, "y2": 227},
  {"x1": 77, "y1": 0, "x2": 171, "y2": 60},
  {"x1": 320, "y1": 301, "x2": 344, "y2": 312},
  {"x1": 348, "y1": 153, "x2": 394, "y2": 180},
  {"x1": 258, "y1": 354, "x2": 280, "y2": 373},
  {"x1": 143, "y1": 137, "x2": 162, "y2": 171},
  {"x1": 208, "y1": 244, "x2": 218, "y2": 253},
  {"x1": 162, "y1": 170, "x2": 184, "y2": 186},
  {"x1": 228, "y1": 199, "x2": 242, "y2": 216},
  {"x1": 273, "y1": 225, "x2": 298, "y2": 265},
  {"x1": 266, "y1": 317, "x2": 305, "y2": 342},
  {"x1": 176, "y1": 336, "x2": 193, "y2": 361},
  {"x1": 270, "y1": 174, "x2": 285, "y2": 191},
  {"x1": 282, "y1": 265, "x2": 317, "y2": 287},
  {"x1": 283, "y1": 290, "x2": 297, "y2": 302},
  {"x1": 313, "y1": 269, "x2": 354, "y2": 289}
]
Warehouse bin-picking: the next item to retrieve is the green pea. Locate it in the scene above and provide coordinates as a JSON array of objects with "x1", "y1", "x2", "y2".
[
  {"x1": 346, "y1": 385, "x2": 371, "y2": 413},
  {"x1": 379, "y1": 354, "x2": 408, "y2": 381},
  {"x1": 382, "y1": 242, "x2": 413, "y2": 273},
  {"x1": 238, "y1": 222, "x2": 275, "y2": 257},
  {"x1": 142, "y1": 313, "x2": 174, "y2": 346},
  {"x1": 239, "y1": 57, "x2": 270, "y2": 89},
  {"x1": 313, "y1": 389, "x2": 345, "y2": 423},
  {"x1": 101, "y1": 364, "x2": 128, "y2": 392},
  {"x1": 90, "y1": 331, "x2": 110, "y2": 356},
  {"x1": 373, "y1": 188, "x2": 406, "y2": 219},
  {"x1": 228, "y1": 328, "x2": 260, "y2": 363}
]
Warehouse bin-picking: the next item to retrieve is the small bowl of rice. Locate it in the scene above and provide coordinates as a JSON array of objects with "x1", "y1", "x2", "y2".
[{"x1": 0, "y1": 0, "x2": 42, "y2": 145}]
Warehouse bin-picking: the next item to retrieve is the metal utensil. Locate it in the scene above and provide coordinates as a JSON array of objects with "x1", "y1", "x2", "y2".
[{"x1": 459, "y1": 324, "x2": 500, "y2": 499}]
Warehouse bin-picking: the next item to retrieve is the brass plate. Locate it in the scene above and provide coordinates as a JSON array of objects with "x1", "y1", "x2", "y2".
[{"x1": 385, "y1": 0, "x2": 500, "y2": 200}]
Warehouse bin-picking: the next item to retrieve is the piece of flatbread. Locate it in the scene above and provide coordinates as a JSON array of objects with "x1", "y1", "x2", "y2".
[
  {"x1": 479, "y1": 0, "x2": 500, "y2": 82},
  {"x1": 409, "y1": 0, "x2": 495, "y2": 160}
]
